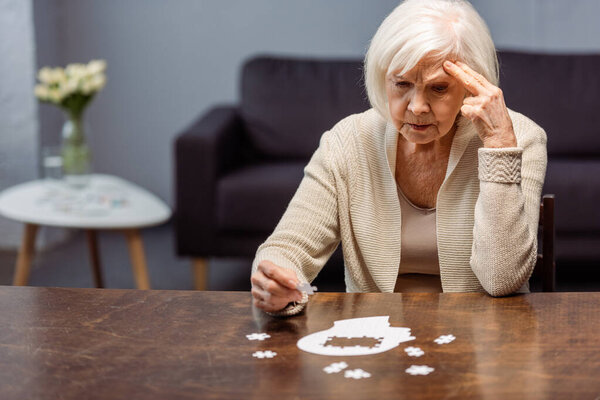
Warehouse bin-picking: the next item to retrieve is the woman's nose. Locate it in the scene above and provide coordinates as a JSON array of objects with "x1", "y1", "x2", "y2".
[{"x1": 407, "y1": 91, "x2": 430, "y2": 115}]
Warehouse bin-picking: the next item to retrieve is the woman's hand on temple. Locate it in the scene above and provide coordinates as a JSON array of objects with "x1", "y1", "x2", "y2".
[
  {"x1": 443, "y1": 60, "x2": 517, "y2": 148},
  {"x1": 251, "y1": 260, "x2": 303, "y2": 313}
]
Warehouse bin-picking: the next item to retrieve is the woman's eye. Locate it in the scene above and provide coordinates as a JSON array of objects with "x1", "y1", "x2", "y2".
[{"x1": 432, "y1": 85, "x2": 448, "y2": 93}]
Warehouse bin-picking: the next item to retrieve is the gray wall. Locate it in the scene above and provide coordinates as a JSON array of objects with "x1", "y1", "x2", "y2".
[
  {"x1": 471, "y1": 0, "x2": 600, "y2": 52},
  {"x1": 33, "y1": 0, "x2": 600, "y2": 207},
  {"x1": 34, "y1": 0, "x2": 400, "y2": 205},
  {"x1": 0, "y1": 0, "x2": 39, "y2": 248}
]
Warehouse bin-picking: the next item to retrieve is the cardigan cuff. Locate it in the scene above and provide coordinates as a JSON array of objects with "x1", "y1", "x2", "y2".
[{"x1": 478, "y1": 147, "x2": 522, "y2": 183}]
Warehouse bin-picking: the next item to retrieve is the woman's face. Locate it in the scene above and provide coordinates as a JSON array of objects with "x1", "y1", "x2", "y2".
[{"x1": 386, "y1": 57, "x2": 467, "y2": 144}]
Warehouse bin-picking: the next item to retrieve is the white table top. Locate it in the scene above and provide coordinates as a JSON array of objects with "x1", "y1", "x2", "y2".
[{"x1": 0, "y1": 174, "x2": 171, "y2": 229}]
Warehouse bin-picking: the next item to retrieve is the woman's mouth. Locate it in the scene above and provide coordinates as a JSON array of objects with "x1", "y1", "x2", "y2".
[{"x1": 408, "y1": 123, "x2": 432, "y2": 131}]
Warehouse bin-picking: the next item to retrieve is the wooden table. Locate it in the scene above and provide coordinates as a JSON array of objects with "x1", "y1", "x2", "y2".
[{"x1": 0, "y1": 286, "x2": 598, "y2": 399}]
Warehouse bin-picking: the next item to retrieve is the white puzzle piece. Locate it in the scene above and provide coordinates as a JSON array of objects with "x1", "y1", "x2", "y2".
[
  {"x1": 246, "y1": 333, "x2": 271, "y2": 341},
  {"x1": 434, "y1": 334, "x2": 456, "y2": 345},
  {"x1": 296, "y1": 282, "x2": 318, "y2": 295},
  {"x1": 297, "y1": 316, "x2": 415, "y2": 356},
  {"x1": 404, "y1": 346, "x2": 424, "y2": 357},
  {"x1": 405, "y1": 365, "x2": 435, "y2": 375},
  {"x1": 252, "y1": 350, "x2": 277, "y2": 359},
  {"x1": 344, "y1": 368, "x2": 371, "y2": 379},
  {"x1": 323, "y1": 362, "x2": 348, "y2": 374}
]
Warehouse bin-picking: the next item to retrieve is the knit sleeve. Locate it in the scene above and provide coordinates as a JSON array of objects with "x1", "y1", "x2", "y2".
[
  {"x1": 251, "y1": 128, "x2": 342, "y2": 316},
  {"x1": 470, "y1": 118, "x2": 547, "y2": 297}
]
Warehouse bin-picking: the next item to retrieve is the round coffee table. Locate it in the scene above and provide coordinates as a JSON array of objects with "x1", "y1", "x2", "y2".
[{"x1": 0, "y1": 174, "x2": 171, "y2": 289}]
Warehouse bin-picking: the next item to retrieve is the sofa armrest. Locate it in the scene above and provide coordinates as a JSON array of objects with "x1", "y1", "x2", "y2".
[{"x1": 174, "y1": 106, "x2": 247, "y2": 256}]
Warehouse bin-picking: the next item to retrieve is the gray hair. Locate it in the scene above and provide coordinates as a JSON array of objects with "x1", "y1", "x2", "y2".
[{"x1": 364, "y1": 0, "x2": 498, "y2": 120}]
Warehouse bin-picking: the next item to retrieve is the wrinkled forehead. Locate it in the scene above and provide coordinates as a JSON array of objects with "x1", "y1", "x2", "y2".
[{"x1": 389, "y1": 56, "x2": 453, "y2": 82}]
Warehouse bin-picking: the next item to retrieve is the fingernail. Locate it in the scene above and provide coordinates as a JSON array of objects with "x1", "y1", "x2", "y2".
[
  {"x1": 289, "y1": 280, "x2": 297, "y2": 288},
  {"x1": 443, "y1": 61, "x2": 452, "y2": 67}
]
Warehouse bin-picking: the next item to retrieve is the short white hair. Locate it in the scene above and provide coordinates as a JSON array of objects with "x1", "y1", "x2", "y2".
[{"x1": 364, "y1": 0, "x2": 498, "y2": 120}]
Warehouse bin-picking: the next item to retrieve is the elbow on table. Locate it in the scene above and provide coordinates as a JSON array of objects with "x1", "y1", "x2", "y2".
[
  {"x1": 472, "y1": 236, "x2": 538, "y2": 297},
  {"x1": 484, "y1": 283, "x2": 519, "y2": 298},
  {"x1": 474, "y1": 258, "x2": 535, "y2": 298}
]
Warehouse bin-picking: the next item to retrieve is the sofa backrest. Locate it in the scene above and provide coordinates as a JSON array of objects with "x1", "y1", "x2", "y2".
[
  {"x1": 240, "y1": 53, "x2": 600, "y2": 159},
  {"x1": 240, "y1": 56, "x2": 370, "y2": 159},
  {"x1": 498, "y1": 51, "x2": 600, "y2": 157}
]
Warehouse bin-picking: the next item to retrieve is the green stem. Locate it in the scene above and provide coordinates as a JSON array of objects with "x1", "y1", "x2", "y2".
[{"x1": 61, "y1": 112, "x2": 91, "y2": 175}]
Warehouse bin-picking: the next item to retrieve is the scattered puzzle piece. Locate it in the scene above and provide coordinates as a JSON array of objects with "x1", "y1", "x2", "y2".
[
  {"x1": 252, "y1": 350, "x2": 277, "y2": 359},
  {"x1": 344, "y1": 368, "x2": 371, "y2": 379},
  {"x1": 323, "y1": 362, "x2": 348, "y2": 374},
  {"x1": 246, "y1": 333, "x2": 271, "y2": 341},
  {"x1": 404, "y1": 346, "x2": 424, "y2": 357},
  {"x1": 434, "y1": 334, "x2": 456, "y2": 345},
  {"x1": 405, "y1": 365, "x2": 435, "y2": 376},
  {"x1": 296, "y1": 282, "x2": 318, "y2": 295}
]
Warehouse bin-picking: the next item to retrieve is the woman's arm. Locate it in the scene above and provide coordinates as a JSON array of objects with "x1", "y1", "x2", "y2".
[
  {"x1": 443, "y1": 60, "x2": 548, "y2": 296},
  {"x1": 251, "y1": 127, "x2": 343, "y2": 315},
  {"x1": 470, "y1": 122, "x2": 547, "y2": 296}
]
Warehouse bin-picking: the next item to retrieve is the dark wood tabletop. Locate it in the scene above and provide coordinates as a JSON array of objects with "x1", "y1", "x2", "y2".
[{"x1": 0, "y1": 286, "x2": 599, "y2": 400}]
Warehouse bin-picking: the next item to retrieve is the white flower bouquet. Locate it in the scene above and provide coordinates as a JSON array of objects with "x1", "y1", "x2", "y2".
[
  {"x1": 35, "y1": 59, "x2": 107, "y2": 119},
  {"x1": 34, "y1": 60, "x2": 107, "y2": 186}
]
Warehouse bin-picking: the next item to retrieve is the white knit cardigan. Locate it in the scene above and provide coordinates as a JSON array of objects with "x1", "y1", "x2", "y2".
[{"x1": 252, "y1": 108, "x2": 547, "y2": 316}]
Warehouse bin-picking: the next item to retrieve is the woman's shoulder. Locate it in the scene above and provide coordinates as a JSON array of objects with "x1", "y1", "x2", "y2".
[{"x1": 507, "y1": 108, "x2": 548, "y2": 147}]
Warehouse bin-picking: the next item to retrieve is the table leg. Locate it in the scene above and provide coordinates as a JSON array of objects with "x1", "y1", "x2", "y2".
[
  {"x1": 123, "y1": 229, "x2": 151, "y2": 290},
  {"x1": 192, "y1": 258, "x2": 209, "y2": 291},
  {"x1": 86, "y1": 230, "x2": 104, "y2": 288},
  {"x1": 13, "y1": 223, "x2": 39, "y2": 286}
]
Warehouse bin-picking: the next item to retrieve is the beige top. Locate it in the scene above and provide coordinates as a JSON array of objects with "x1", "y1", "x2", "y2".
[
  {"x1": 252, "y1": 108, "x2": 547, "y2": 316},
  {"x1": 394, "y1": 185, "x2": 442, "y2": 293}
]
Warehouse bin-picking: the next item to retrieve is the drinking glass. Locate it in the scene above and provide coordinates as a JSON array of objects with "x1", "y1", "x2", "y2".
[{"x1": 41, "y1": 146, "x2": 63, "y2": 181}]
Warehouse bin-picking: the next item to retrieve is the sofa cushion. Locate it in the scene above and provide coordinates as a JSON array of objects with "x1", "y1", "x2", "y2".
[
  {"x1": 498, "y1": 51, "x2": 600, "y2": 157},
  {"x1": 554, "y1": 234, "x2": 600, "y2": 261},
  {"x1": 240, "y1": 56, "x2": 370, "y2": 159},
  {"x1": 217, "y1": 161, "x2": 305, "y2": 232},
  {"x1": 543, "y1": 159, "x2": 600, "y2": 234}
]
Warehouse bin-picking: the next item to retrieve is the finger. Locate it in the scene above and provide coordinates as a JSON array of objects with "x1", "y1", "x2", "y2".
[
  {"x1": 443, "y1": 60, "x2": 485, "y2": 95},
  {"x1": 460, "y1": 104, "x2": 479, "y2": 120},
  {"x1": 258, "y1": 260, "x2": 299, "y2": 290},
  {"x1": 250, "y1": 270, "x2": 268, "y2": 291},
  {"x1": 253, "y1": 297, "x2": 274, "y2": 312},
  {"x1": 252, "y1": 269, "x2": 301, "y2": 302},
  {"x1": 454, "y1": 61, "x2": 495, "y2": 91},
  {"x1": 263, "y1": 278, "x2": 302, "y2": 301},
  {"x1": 251, "y1": 287, "x2": 271, "y2": 302},
  {"x1": 462, "y1": 96, "x2": 480, "y2": 106},
  {"x1": 253, "y1": 291, "x2": 292, "y2": 313},
  {"x1": 254, "y1": 298, "x2": 287, "y2": 313}
]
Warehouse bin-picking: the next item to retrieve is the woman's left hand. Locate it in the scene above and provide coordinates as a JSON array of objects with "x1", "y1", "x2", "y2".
[{"x1": 443, "y1": 60, "x2": 517, "y2": 148}]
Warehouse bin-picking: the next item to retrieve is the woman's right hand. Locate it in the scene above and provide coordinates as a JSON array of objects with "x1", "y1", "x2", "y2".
[{"x1": 251, "y1": 260, "x2": 303, "y2": 313}]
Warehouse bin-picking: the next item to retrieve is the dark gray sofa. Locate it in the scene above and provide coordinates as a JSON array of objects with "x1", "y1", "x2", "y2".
[
  {"x1": 174, "y1": 52, "x2": 600, "y2": 286},
  {"x1": 498, "y1": 52, "x2": 600, "y2": 263}
]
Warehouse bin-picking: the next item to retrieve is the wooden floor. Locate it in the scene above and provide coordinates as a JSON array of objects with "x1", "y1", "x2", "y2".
[{"x1": 0, "y1": 222, "x2": 597, "y2": 292}]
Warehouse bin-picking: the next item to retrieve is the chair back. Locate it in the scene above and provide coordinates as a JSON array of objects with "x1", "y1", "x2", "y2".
[{"x1": 532, "y1": 194, "x2": 556, "y2": 292}]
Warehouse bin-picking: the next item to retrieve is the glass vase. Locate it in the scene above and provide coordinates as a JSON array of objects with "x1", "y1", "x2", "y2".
[{"x1": 61, "y1": 113, "x2": 92, "y2": 188}]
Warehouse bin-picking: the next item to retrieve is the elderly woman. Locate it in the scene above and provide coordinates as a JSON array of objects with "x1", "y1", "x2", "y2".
[{"x1": 250, "y1": 0, "x2": 547, "y2": 316}]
